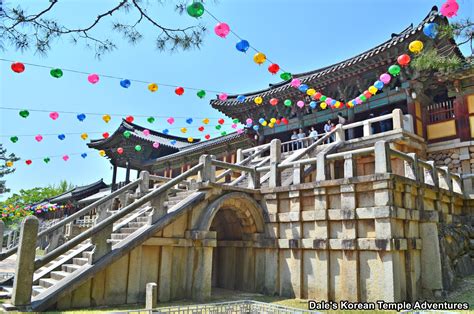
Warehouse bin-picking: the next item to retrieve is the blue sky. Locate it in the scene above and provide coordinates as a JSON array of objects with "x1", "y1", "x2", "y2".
[{"x1": 0, "y1": 0, "x2": 472, "y2": 199}]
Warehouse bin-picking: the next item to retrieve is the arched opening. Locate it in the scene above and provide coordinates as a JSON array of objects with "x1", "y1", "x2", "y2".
[{"x1": 194, "y1": 192, "x2": 266, "y2": 295}]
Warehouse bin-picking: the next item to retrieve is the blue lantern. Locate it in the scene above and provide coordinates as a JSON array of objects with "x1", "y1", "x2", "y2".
[
  {"x1": 186, "y1": 118, "x2": 193, "y2": 124},
  {"x1": 330, "y1": 99, "x2": 337, "y2": 106},
  {"x1": 423, "y1": 23, "x2": 438, "y2": 39},
  {"x1": 374, "y1": 80, "x2": 384, "y2": 90},
  {"x1": 58, "y1": 134, "x2": 66, "y2": 140},
  {"x1": 120, "y1": 79, "x2": 131, "y2": 88},
  {"x1": 258, "y1": 118, "x2": 265, "y2": 124},
  {"x1": 235, "y1": 40, "x2": 250, "y2": 53},
  {"x1": 76, "y1": 113, "x2": 86, "y2": 122},
  {"x1": 237, "y1": 95, "x2": 246, "y2": 103},
  {"x1": 253, "y1": 125, "x2": 259, "y2": 131},
  {"x1": 170, "y1": 140, "x2": 177, "y2": 145},
  {"x1": 163, "y1": 129, "x2": 169, "y2": 135},
  {"x1": 298, "y1": 84, "x2": 309, "y2": 92},
  {"x1": 309, "y1": 101, "x2": 317, "y2": 109},
  {"x1": 81, "y1": 153, "x2": 87, "y2": 158}
]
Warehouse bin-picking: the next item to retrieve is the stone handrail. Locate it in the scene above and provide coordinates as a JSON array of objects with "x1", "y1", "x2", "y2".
[
  {"x1": 32, "y1": 164, "x2": 204, "y2": 271},
  {"x1": 341, "y1": 108, "x2": 410, "y2": 137},
  {"x1": 0, "y1": 179, "x2": 142, "y2": 261}
]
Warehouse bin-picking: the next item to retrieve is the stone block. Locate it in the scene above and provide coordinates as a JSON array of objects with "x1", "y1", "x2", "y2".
[
  {"x1": 145, "y1": 283, "x2": 157, "y2": 310},
  {"x1": 279, "y1": 250, "x2": 301, "y2": 298},
  {"x1": 302, "y1": 250, "x2": 329, "y2": 299}
]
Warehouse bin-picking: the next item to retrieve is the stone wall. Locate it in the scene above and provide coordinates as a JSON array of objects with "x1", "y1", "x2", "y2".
[{"x1": 427, "y1": 145, "x2": 474, "y2": 174}]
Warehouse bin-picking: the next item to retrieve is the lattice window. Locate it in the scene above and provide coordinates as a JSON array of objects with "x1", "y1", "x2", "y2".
[{"x1": 427, "y1": 98, "x2": 455, "y2": 123}]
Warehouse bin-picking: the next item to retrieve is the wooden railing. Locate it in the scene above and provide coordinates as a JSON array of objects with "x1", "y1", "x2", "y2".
[{"x1": 427, "y1": 99, "x2": 455, "y2": 123}]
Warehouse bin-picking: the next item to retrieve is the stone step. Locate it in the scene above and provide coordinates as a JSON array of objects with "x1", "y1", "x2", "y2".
[
  {"x1": 62, "y1": 263, "x2": 82, "y2": 273},
  {"x1": 82, "y1": 251, "x2": 93, "y2": 259},
  {"x1": 128, "y1": 222, "x2": 147, "y2": 228},
  {"x1": 111, "y1": 233, "x2": 128, "y2": 240},
  {"x1": 119, "y1": 227, "x2": 139, "y2": 234},
  {"x1": 39, "y1": 278, "x2": 58, "y2": 289},
  {"x1": 108, "y1": 239, "x2": 121, "y2": 246},
  {"x1": 50, "y1": 271, "x2": 70, "y2": 281},
  {"x1": 32, "y1": 285, "x2": 46, "y2": 297},
  {"x1": 137, "y1": 217, "x2": 149, "y2": 223},
  {"x1": 73, "y1": 258, "x2": 89, "y2": 266}
]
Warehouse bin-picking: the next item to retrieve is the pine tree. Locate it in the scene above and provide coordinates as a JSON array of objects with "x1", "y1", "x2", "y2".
[{"x1": 0, "y1": 144, "x2": 20, "y2": 195}]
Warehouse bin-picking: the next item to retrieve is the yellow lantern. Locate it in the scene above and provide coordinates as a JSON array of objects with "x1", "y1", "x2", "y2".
[
  {"x1": 347, "y1": 101, "x2": 354, "y2": 108},
  {"x1": 270, "y1": 118, "x2": 276, "y2": 123},
  {"x1": 148, "y1": 83, "x2": 158, "y2": 92},
  {"x1": 253, "y1": 52, "x2": 266, "y2": 65},
  {"x1": 335, "y1": 101, "x2": 341, "y2": 108},
  {"x1": 188, "y1": 137, "x2": 194, "y2": 143},
  {"x1": 202, "y1": 118, "x2": 210, "y2": 124},
  {"x1": 99, "y1": 150, "x2": 106, "y2": 157},
  {"x1": 5, "y1": 161, "x2": 13, "y2": 167},
  {"x1": 180, "y1": 127, "x2": 187, "y2": 133},
  {"x1": 268, "y1": 123, "x2": 274, "y2": 128},
  {"x1": 254, "y1": 96, "x2": 263, "y2": 105},
  {"x1": 368, "y1": 86, "x2": 378, "y2": 95},
  {"x1": 306, "y1": 88, "x2": 316, "y2": 96},
  {"x1": 262, "y1": 121, "x2": 268, "y2": 127},
  {"x1": 80, "y1": 133, "x2": 88, "y2": 140},
  {"x1": 102, "y1": 114, "x2": 111, "y2": 123},
  {"x1": 409, "y1": 40, "x2": 424, "y2": 54},
  {"x1": 320, "y1": 102, "x2": 327, "y2": 110}
]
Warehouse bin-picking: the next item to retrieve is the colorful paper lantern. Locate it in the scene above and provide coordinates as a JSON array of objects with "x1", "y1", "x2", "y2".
[
  {"x1": 368, "y1": 86, "x2": 378, "y2": 95},
  {"x1": 102, "y1": 114, "x2": 111, "y2": 123},
  {"x1": 268, "y1": 64, "x2": 280, "y2": 74},
  {"x1": 126, "y1": 115, "x2": 134, "y2": 123},
  {"x1": 88, "y1": 74, "x2": 99, "y2": 84},
  {"x1": 77, "y1": 113, "x2": 86, "y2": 122},
  {"x1": 153, "y1": 142, "x2": 160, "y2": 148},
  {"x1": 236, "y1": 40, "x2": 250, "y2": 52},
  {"x1": 181, "y1": 127, "x2": 187, "y2": 133},
  {"x1": 270, "y1": 98, "x2": 279, "y2": 106},
  {"x1": 379, "y1": 73, "x2": 392, "y2": 84},
  {"x1": 163, "y1": 129, "x2": 169, "y2": 134},
  {"x1": 219, "y1": 93, "x2": 228, "y2": 101},
  {"x1": 186, "y1": 118, "x2": 193, "y2": 124},
  {"x1": 35, "y1": 135, "x2": 43, "y2": 142},
  {"x1": 99, "y1": 150, "x2": 106, "y2": 156},
  {"x1": 19, "y1": 110, "x2": 29, "y2": 118},
  {"x1": 290, "y1": 78, "x2": 301, "y2": 88},
  {"x1": 196, "y1": 90, "x2": 206, "y2": 99},
  {"x1": 148, "y1": 83, "x2": 158, "y2": 92},
  {"x1": 135, "y1": 145, "x2": 142, "y2": 152},
  {"x1": 43, "y1": 157, "x2": 51, "y2": 163},
  {"x1": 5, "y1": 161, "x2": 13, "y2": 167},
  {"x1": 102, "y1": 132, "x2": 110, "y2": 139},
  {"x1": 81, "y1": 153, "x2": 87, "y2": 158},
  {"x1": 408, "y1": 40, "x2": 424, "y2": 54},
  {"x1": 397, "y1": 54, "x2": 411, "y2": 67},
  {"x1": 202, "y1": 118, "x2": 210, "y2": 124},
  {"x1": 123, "y1": 131, "x2": 131, "y2": 138},
  {"x1": 10, "y1": 136, "x2": 18, "y2": 143},
  {"x1": 423, "y1": 23, "x2": 438, "y2": 39},
  {"x1": 313, "y1": 92, "x2": 322, "y2": 100},
  {"x1": 205, "y1": 134, "x2": 211, "y2": 140},
  {"x1": 143, "y1": 129, "x2": 150, "y2": 136},
  {"x1": 440, "y1": 0, "x2": 459, "y2": 18},
  {"x1": 218, "y1": 118, "x2": 225, "y2": 124},
  {"x1": 280, "y1": 72, "x2": 292, "y2": 80},
  {"x1": 175, "y1": 87, "x2": 184, "y2": 95},
  {"x1": 50, "y1": 68, "x2": 63, "y2": 78},
  {"x1": 388, "y1": 65, "x2": 401, "y2": 76},
  {"x1": 49, "y1": 112, "x2": 59, "y2": 120},
  {"x1": 374, "y1": 80, "x2": 384, "y2": 90},
  {"x1": 81, "y1": 133, "x2": 88, "y2": 140},
  {"x1": 117, "y1": 147, "x2": 124, "y2": 154},
  {"x1": 147, "y1": 117, "x2": 155, "y2": 123},
  {"x1": 237, "y1": 95, "x2": 246, "y2": 102},
  {"x1": 186, "y1": 1, "x2": 205, "y2": 18},
  {"x1": 120, "y1": 79, "x2": 131, "y2": 88},
  {"x1": 309, "y1": 101, "x2": 317, "y2": 109},
  {"x1": 25, "y1": 160, "x2": 32, "y2": 165},
  {"x1": 58, "y1": 134, "x2": 66, "y2": 140},
  {"x1": 188, "y1": 137, "x2": 194, "y2": 143},
  {"x1": 11, "y1": 62, "x2": 25, "y2": 73},
  {"x1": 284, "y1": 99, "x2": 292, "y2": 107},
  {"x1": 253, "y1": 52, "x2": 266, "y2": 65},
  {"x1": 62, "y1": 155, "x2": 69, "y2": 161},
  {"x1": 306, "y1": 88, "x2": 316, "y2": 96},
  {"x1": 320, "y1": 102, "x2": 327, "y2": 109},
  {"x1": 254, "y1": 96, "x2": 263, "y2": 105},
  {"x1": 298, "y1": 84, "x2": 309, "y2": 93},
  {"x1": 297, "y1": 101, "x2": 305, "y2": 108},
  {"x1": 214, "y1": 22, "x2": 230, "y2": 38},
  {"x1": 198, "y1": 126, "x2": 205, "y2": 131},
  {"x1": 167, "y1": 117, "x2": 175, "y2": 124}
]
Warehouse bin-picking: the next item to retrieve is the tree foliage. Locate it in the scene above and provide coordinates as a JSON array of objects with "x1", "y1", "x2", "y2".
[
  {"x1": 0, "y1": 0, "x2": 207, "y2": 58},
  {"x1": 0, "y1": 144, "x2": 20, "y2": 195}
]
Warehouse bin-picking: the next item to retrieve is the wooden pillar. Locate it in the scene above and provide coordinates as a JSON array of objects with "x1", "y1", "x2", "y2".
[
  {"x1": 125, "y1": 161, "x2": 131, "y2": 184},
  {"x1": 454, "y1": 95, "x2": 470, "y2": 141},
  {"x1": 111, "y1": 165, "x2": 117, "y2": 191}
]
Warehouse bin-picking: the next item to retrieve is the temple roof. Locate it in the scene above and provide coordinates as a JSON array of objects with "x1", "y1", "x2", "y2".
[
  {"x1": 210, "y1": 6, "x2": 463, "y2": 121},
  {"x1": 47, "y1": 179, "x2": 108, "y2": 204}
]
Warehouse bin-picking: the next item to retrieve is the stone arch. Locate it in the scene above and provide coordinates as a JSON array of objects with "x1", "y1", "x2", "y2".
[{"x1": 193, "y1": 192, "x2": 266, "y2": 234}]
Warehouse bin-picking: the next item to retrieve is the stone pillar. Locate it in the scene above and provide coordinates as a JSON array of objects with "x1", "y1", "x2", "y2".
[
  {"x1": 112, "y1": 165, "x2": 117, "y2": 191},
  {"x1": 89, "y1": 224, "x2": 113, "y2": 264},
  {"x1": 316, "y1": 152, "x2": 326, "y2": 181},
  {"x1": 148, "y1": 193, "x2": 166, "y2": 225},
  {"x1": 12, "y1": 216, "x2": 39, "y2": 308},
  {"x1": 293, "y1": 163, "x2": 304, "y2": 185},
  {"x1": 335, "y1": 124, "x2": 345, "y2": 142},
  {"x1": 269, "y1": 139, "x2": 282, "y2": 188},
  {"x1": 138, "y1": 170, "x2": 150, "y2": 197},
  {"x1": 420, "y1": 216, "x2": 443, "y2": 297},
  {"x1": 374, "y1": 141, "x2": 391, "y2": 174},
  {"x1": 198, "y1": 155, "x2": 215, "y2": 183},
  {"x1": 438, "y1": 166, "x2": 452, "y2": 191},
  {"x1": 191, "y1": 247, "x2": 213, "y2": 301},
  {"x1": 424, "y1": 161, "x2": 438, "y2": 186},
  {"x1": 0, "y1": 220, "x2": 4, "y2": 253},
  {"x1": 404, "y1": 153, "x2": 418, "y2": 181},
  {"x1": 363, "y1": 120, "x2": 372, "y2": 137},
  {"x1": 236, "y1": 149, "x2": 244, "y2": 164},
  {"x1": 145, "y1": 283, "x2": 157, "y2": 310},
  {"x1": 248, "y1": 170, "x2": 260, "y2": 189},
  {"x1": 125, "y1": 161, "x2": 131, "y2": 184},
  {"x1": 344, "y1": 154, "x2": 355, "y2": 179},
  {"x1": 347, "y1": 107, "x2": 355, "y2": 139},
  {"x1": 392, "y1": 108, "x2": 404, "y2": 130}
]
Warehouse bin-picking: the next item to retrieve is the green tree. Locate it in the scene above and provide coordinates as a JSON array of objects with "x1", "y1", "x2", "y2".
[
  {"x1": 0, "y1": 144, "x2": 20, "y2": 195},
  {"x1": 412, "y1": 19, "x2": 473, "y2": 72},
  {"x1": 0, "y1": 181, "x2": 75, "y2": 208}
]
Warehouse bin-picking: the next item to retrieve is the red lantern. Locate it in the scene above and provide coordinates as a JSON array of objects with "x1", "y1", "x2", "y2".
[
  {"x1": 25, "y1": 160, "x2": 32, "y2": 165},
  {"x1": 269, "y1": 98, "x2": 279, "y2": 106},
  {"x1": 281, "y1": 118, "x2": 289, "y2": 125},
  {"x1": 117, "y1": 147, "x2": 124, "y2": 154},
  {"x1": 198, "y1": 126, "x2": 205, "y2": 132},
  {"x1": 363, "y1": 90, "x2": 372, "y2": 99},
  {"x1": 397, "y1": 54, "x2": 411, "y2": 67},
  {"x1": 313, "y1": 92, "x2": 322, "y2": 100},
  {"x1": 125, "y1": 115, "x2": 134, "y2": 123},
  {"x1": 268, "y1": 64, "x2": 280, "y2": 75},
  {"x1": 175, "y1": 87, "x2": 184, "y2": 95},
  {"x1": 218, "y1": 118, "x2": 225, "y2": 125},
  {"x1": 275, "y1": 119, "x2": 281, "y2": 125},
  {"x1": 102, "y1": 132, "x2": 109, "y2": 139},
  {"x1": 205, "y1": 134, "x2": 211, "y2": 140},
  {"x1": 11, "y1": 62, "x2": 25, "y2": 73}
]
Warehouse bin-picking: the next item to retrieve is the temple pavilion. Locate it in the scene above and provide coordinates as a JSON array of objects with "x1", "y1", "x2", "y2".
[{"x1": 89, "y1": 6, "x2": 473, "y2": 185}]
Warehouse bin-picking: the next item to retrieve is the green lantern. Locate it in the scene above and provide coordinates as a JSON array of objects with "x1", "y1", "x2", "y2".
[
  {"x1": 19, "y1": 110, "x2": 29, "y2": 118},
  {"x1": 280, "y1": 72, "x2": 292, "y2": 81},
  {"x1": 10, "y1": 136, "x2": 18, "y2": 143},
  {"x1": 50, "y1": 68, "x2": 63, "y2": 78},
  {"x1": 388, "y1": 65, "x2": 401, "y2": 76},
  {"x1": 320, "y1": 95, "x2": 327, "y2": 101},
  {"x1": 232, "y1": 118, "x2": 240, "y2": 124},
  {"x1": 221, "y1": 131, "x2": 227, "y2": 136},
  {"x1": 284, "y1": 99, "x2": 292, "y2": 107},
  {"x1": 186, "y1": 1, "x2": 205, "y2": 18},
  {"x1": 135, "y1": 145, "x2": 142, "y2": 152},
  {"x1": 123, "y1": 130, "x2": 132, "y2": 138},
  {"x1": 43, "y1": 157, "x2": 51, "y2": 163},
  {"x1": 215, "y1": 125, "x2": 222, "y2": 130},
  {"x1": 197, "y1": 90, "x2": 206, "y2": 99},
  {"x1": 147, "y1": 117, "x2": 155, "y2": 123}
]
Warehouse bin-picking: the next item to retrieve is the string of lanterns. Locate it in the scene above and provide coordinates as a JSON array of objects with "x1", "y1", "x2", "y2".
[
  {"x1": 186, "y1": 0, "x2": 458, "y2": 129},
  {"x1": 3, "y1": 57, "x2": 234, "y2": 98}
]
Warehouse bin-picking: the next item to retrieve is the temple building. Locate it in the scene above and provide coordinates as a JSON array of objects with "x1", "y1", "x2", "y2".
[{"x1": 89, "y1": 6, "x2": 472, "y2": 183}]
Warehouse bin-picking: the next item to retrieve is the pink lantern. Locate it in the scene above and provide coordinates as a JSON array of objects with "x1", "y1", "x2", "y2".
[
  {"x1": 246, "y1": 118, "x2": 253, "y2": 124},
  {"x1": 379, "y1": 73, "x2": 391, "y2": 84},
  {"x1": 143, "y1": 129, "x2": 150, "y2": 136},
  {"x1": 355, "y1": 97, "x2": 362, "y2": 105},
  {"x1": 297, "y1": 100, "x2": 305, "y2": 108},
  {"x1": 62, "y1": 155, "x2": 69, "y2": 161},
  {"x1": 35, "y1": 135, "x2": 43, "y2": 142},
  {"x1": 290, "y1": 78, "x2": 301, "y2": 88},
  {"x1": 153, "y1": 142, "x2": 160, "y2": 149},
  {"x1": 167, "y1": 117, "x2": 175, "y2": 124},
  {"x1": 440, "y1": 0, "x2": 459, "y2": 18},
  {"x1": 219, "y1": 93, "x2": 228, "y2": 101},
  {"x1": 214, "y1": 22, "x2": 230, "y2": 38},
  {"x1": 237, "y1": 128, "x2": 244, "y2": 134},
  {"x1": 49, "y1": 112, "x2": 59, "y2": 120},
  {"x1": 231, "y1": 123, "x2": 237, "y2": 129},
  {"x1": 88, "y1": 74, "x2": 99, "y2": 84}
]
